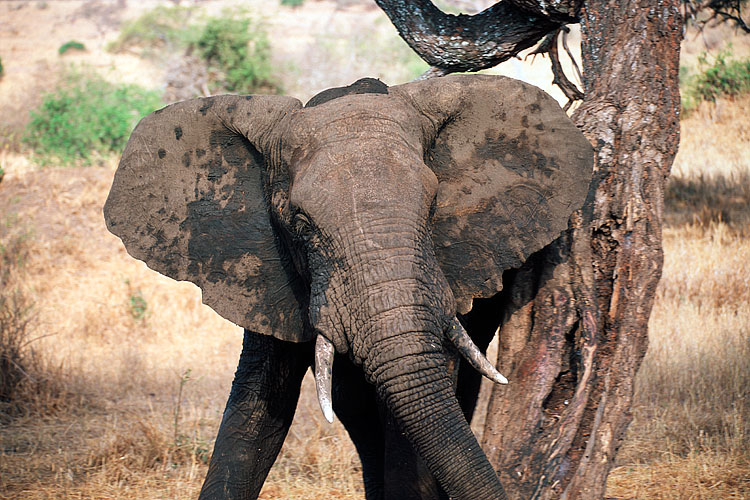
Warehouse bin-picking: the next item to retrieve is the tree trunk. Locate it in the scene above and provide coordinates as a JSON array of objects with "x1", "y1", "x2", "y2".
[
  {"x1": 378, "y1": 0, "x2": 683, "y2": 496},
  {"x1": 480, "y1": 2, "x2": 683, "y2": 499}
]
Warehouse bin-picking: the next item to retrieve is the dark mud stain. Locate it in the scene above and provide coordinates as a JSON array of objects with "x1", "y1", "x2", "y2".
[
  {"x1": 199, "y1": 98, "x2": 215, "y2": 116},
  {"x1": 474, "y1": 130, "x2": 558, "y2": 179},
  {"x1": 181, "y1": 134, "x2": 265, "y2": 283}
]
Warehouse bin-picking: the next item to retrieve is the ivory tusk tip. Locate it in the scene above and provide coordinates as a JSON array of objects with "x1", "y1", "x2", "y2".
[
  {"x1": 321, "y1": 404, "x2": 335, "y2": 424},
  {"x1": 492, "y1": 371, "x2": 509, "y2": 385}
]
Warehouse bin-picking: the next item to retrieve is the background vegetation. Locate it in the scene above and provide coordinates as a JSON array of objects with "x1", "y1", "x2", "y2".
[
  {"x1": 22, "y1": 69, "x2": 162, "y2": 166},
  {"x1": 108, "y1": 6, "x2": 279, "y2": 95},
  {"x1": 0, "y1": 1, "x2": 748, "y2": 499},
  {"x1": 681, "y1": 47, "x2": 750, "y2": 113}
]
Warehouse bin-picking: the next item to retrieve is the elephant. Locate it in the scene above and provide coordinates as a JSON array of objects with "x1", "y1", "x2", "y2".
[{"x1": 103, "y1": 74, "x2": 593, "y2": 500}]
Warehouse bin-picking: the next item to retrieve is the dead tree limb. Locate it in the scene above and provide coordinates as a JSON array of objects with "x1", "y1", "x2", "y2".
[
  {"x1": 374, "y1": 0, "x2": 561, "y2": 72},
  {"x1": 527, "y1": 27, "x2": 584, "y2": 111}
]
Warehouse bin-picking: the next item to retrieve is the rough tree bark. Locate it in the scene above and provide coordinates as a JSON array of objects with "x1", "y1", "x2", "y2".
[{"x1": 378, "y1": 1, "x2": 683, "y2": 498}]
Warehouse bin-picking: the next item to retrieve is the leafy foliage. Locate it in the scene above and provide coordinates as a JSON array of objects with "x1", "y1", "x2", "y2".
[
  {"x1": 125, "y1": 280, "x2": 149, "y2": 321},
  {"x1": 23, "y1": 69, "x2": 162, "y2": 166},
  {"x1": 58, "y1": 40, "x2": 86, "y2": 55},
  {"x1": 196, "y1": 13, "x2": 277, "y2": 93},
  {"x1": 281, "y1": 0, "x2": 305, "y2": 6},
  {"x1": 107, "y1": 5, "x2": 196, "y2": 53},
  {"x1": 681, "y1": 49, "x2": 750, "y2": 112},
  {"x1": 108, "y1": 6, "x2": 279, "y2": 95},
  {"x1": 694, "y1": 50, "x2": 750, "y2": 100}
]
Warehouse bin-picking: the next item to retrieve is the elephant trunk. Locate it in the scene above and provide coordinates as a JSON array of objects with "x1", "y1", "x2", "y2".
[{"x1": 366, "y1": 324, "x2": 508, "y2": 500}]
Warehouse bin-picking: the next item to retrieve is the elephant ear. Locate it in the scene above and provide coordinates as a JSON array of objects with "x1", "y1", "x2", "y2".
[
  {"x1": 104, "y1": 94, "x2": 312, "y2": 341},
  {"x1": 393, "y1": 75, "x2": 593, "y2": 314}
]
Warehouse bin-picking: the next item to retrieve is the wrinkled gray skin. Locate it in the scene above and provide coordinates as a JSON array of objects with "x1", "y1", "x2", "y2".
[{"x1": 104, "y1": 75, "x2": 593, "y2": 500}]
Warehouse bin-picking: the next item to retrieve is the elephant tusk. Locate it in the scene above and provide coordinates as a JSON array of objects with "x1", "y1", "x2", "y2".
[
  {"x1": 447, "y1": 318, "x2": 508, "y2": 385},
  {"x1": 314, "y1": 334, "x2": 335, "y2": 423}
]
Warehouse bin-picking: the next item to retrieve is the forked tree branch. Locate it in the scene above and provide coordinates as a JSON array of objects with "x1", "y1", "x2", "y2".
[
  {"x1": 375, "y1": 0, "x2": 561, "y2": 73},
  {"x1": 527, "y1": 27, "x2": 584, "y2": 111},
  {"x1": 682, "y1": 0, "x2": 750, "y2": 32}
]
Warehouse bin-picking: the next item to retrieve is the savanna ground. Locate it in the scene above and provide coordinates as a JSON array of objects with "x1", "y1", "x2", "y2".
[{"x1": 0, "y1": 1, "x2": 748, "y2": 499}]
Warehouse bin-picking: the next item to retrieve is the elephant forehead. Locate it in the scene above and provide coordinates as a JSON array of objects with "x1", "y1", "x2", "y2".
[{"x1": 286, "y1": 93, "x2": 422, "y2": 148}]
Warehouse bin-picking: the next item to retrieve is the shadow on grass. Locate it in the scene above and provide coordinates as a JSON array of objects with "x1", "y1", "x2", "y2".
[{"x1": 665, "y1": 171, "x2": 750, "y2": 231}]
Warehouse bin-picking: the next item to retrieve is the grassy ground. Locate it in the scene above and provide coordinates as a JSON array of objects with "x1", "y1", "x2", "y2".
[
  {"x1": 1, "y1": 1, "x2": 749, "y2": 499},
  {"x1": 605, "y1": 96, "x2": 750, "y2": 499}
]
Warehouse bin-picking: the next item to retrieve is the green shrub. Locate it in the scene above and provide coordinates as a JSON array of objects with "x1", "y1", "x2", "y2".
[
  {"x1": 0, "y1": 56, "x2": 4, "y2": 78},
  {"x1": 108, "y1": 6, "x2": 279, "y2": 96},
  {"x1": 281, "y1": 0, "x2": 304, "y2": 6},
  {"x1": 682, "y1": 49, "x2": 750, "y2": 113},
  {"x1": 23, "y1": 69, "x2": 162, "y2": 166},
  {"x1": 107, "y1": 5, "x2": 195, "y2": 53},
  {"x1": 196, "y1": 12, "x2": 277, "y2": 93},
  {"x1": 128, "y1": 291, "x2": 148, "y2": 321},
  {"x1": 58, "y1": 40, "x2": 86, "y2": 55}
]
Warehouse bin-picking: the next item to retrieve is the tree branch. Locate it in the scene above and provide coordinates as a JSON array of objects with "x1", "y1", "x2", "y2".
[
  {"x1": 507, "y1": 0, "x2": 583, "y2": 21},
  {"x1": 527, "y1": 27, "x2": 584, "y2": 111},
  {"x1": 682, "y1": 0, "x2": 750, "y2": 32},
  {"x1": 375, "y1": 0, "x2": 561, "y2": 73}
]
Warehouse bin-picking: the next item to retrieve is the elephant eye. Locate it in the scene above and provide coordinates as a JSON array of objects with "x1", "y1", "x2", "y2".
[{"x1": 293, "y1": 211, "x2": 314, "y2": 237}]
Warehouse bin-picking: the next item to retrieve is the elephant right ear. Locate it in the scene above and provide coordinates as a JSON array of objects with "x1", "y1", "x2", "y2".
[
  {"x1": 393, "y1": 75, "x2": 593, "y2": 314},
  {"x1": 104, "y1": 94, "x2": 312, "y2": 342}
]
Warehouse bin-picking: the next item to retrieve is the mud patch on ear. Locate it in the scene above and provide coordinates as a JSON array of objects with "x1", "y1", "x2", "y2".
[
  {"x1": 474, "y1": 129, "x2": 560, "y2": 180},
  {"x1": 305, "y1": 78, "x2": 389, "y2": 108},
  {"x1": 104, "y1": 94, "x2": 310, "y2": 341},
  {"x1": 392, "y1": 74, "x2": 593, "y2": 313}
]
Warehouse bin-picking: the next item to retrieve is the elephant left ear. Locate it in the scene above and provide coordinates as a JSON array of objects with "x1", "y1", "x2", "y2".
[
  {"x1": 104, "y1": 94, "x2": 312, "y2": 341},
  {"x1": 393, "y1": 75, "x2": 593, "y2": 314}
]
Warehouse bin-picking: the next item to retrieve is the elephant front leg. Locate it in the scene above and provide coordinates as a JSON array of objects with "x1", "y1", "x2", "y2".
[
  {"x1": 330, "y1": 354, "x2": 386, "y2": 500},
  {"x1": 199, "y1": 329, "x2": 312, "y2": 500}
]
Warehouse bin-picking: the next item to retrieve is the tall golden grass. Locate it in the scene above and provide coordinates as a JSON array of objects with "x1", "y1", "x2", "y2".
[
  {"x1": 606, "y1": 96, "x2": 750, "y2": 499},
  {"x1": 2, "y1": 97, "x2": 748, "y2": 498}
]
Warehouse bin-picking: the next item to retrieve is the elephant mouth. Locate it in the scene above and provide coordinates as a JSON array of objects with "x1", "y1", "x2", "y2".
[{"x1": 312, "y1": 316, "x2": 507, "y2": 423}]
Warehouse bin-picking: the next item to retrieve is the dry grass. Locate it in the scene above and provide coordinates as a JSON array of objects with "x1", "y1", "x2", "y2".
[
  {"x1": 0, "y1": 156, "x2": 360, "y2": 498},
  {"x1": 605, "y1": 93, "x2": 750, "y2": 500}
]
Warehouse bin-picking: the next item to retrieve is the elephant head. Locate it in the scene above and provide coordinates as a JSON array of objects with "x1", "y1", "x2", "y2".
[{"x1": 104, "y1": 74, "x2": 592, "y2": 499}]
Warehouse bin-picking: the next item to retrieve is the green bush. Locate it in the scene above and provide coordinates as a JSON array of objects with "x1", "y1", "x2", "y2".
[
  {"x1": 23, "y1": 69, "x2": 162, "y2": 166},
  {"x1": 0, "y1": 56, "x2": 4, "y2": 78},
  {"x1": 58, "y1": 40, "x2": 86, "y2": 55},
  {"x1": 682, "y1": 49, "x2": 750, "y2": 113},
  {"x1": 196, "y1": 12, "x2": 277, "y2": 93},
  {"x1": 108, "y1": 6, "x2": 279, "y2": 95},
  {"x1": 107, "y1": 5, "x2": 195, "y2": 53},
  {"x1": 281, "y1": 0, "x2": 304, "y2": 6}
]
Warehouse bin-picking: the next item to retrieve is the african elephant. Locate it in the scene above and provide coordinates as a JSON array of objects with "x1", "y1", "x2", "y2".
[{"x1": 104, "y1": 74, "x2": 593, "y2": 500}]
